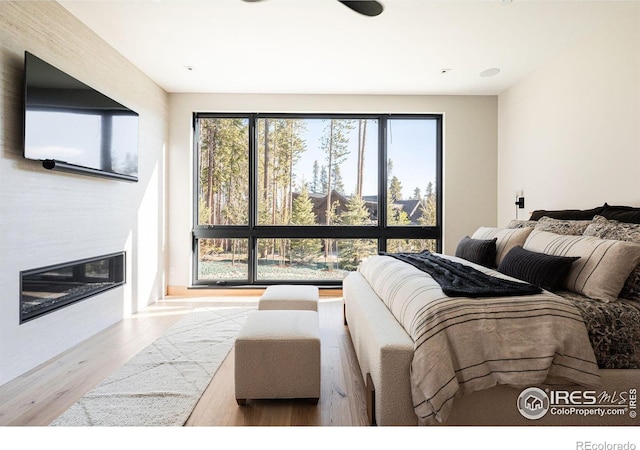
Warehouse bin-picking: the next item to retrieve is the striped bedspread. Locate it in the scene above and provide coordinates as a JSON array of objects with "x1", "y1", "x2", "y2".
[{"x1": 359, "y1": 254, "x2": 601, "y2": 425}]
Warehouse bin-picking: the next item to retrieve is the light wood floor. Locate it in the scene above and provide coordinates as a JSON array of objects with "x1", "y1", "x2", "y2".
[{"x1": 0, "y1": 293, "x2": 369, "y2": 427}]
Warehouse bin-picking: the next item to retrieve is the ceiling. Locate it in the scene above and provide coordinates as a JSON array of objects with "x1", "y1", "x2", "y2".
[{"x1": 59, "y1": 0, "x2": 631, "y2": 95}]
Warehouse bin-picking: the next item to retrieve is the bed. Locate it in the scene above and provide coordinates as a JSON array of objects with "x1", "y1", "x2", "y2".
[{"x1": 343, "y1": 208, "x2": 640, "y2": 426}]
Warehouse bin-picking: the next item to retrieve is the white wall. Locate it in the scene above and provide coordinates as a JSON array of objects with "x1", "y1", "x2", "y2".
[
  {"x1": 0, "y1": 2, "x2": 168, "y2": 385},
  {"x1": 167, "y1": 93, "x2": 497, "y2": 288},
  {"x1": 497, "y1": 5, "x2": 640, "y2": 226}
]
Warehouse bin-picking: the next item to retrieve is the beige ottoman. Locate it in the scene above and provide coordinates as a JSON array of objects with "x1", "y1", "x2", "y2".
[
  {"x1": 235, "y1": 310, "x2": 321, "y2": 405},
  {"x1": 258, "y1": 284, "x2": 319, "y2": 311}
]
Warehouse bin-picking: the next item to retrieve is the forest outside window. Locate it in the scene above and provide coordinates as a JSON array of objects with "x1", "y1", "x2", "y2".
[{"x1": 193, "y1": 113, "x2": 442, "y2": 286}]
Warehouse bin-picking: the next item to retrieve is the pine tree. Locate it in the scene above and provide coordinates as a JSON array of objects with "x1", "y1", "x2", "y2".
[
  {"x1": 389, "y1": 175, "x2": 403, "y2": 202},
  {"x1": 198, "y1": 117, "x2": 249, "y2": 261},
  {"x1": 337, "y1": 195, "x2": 376, "y2": 270},
  {"x1": 425, "y1": 181, "x2": 434, "y2": 198},
  {"x1": 386, "y1": 171, "x2": 409, "y2": 246},
  {"x1": 333, "y1": 165, "x2": 345, "y2": 195},
  {"x1": 417, "y1": 181, "x2": 437, "y2": 252},
  {"x1": 320, "y1": 165, "x2": 328, "y2": 194},
  {"x1": 419, "y1": 182, "x2": 437, "y2": 226},
  {"x1": 338, "y1": 194, "x2": 371, "y2": 226},
  {"x1": 255, "y1": 118, "x2": 306, "y2": 261},
  {"x1": 290, "y1": 185, "x2": 322, "y2": 263},
  {"x1": 321, "y1": 118, "x2": 355, "y2": 225},
  {"x1": 356, "y1": 119, "x2": 367, "y2": 198},
  {"x1": 311, "y1": 160, "x2": 320, "y2": 193}
]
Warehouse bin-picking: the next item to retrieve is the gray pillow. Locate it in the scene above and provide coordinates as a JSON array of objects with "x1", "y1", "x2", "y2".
[
  {"x1": 506, "y1": 219, "x2": 537, "y2": 229},
  {"x1": 534, "y1": 216, "x2": 593, "y2": 236}
]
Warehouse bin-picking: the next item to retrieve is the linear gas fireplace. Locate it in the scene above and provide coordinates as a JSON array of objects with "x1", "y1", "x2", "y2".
[{"x1": 20, "y1": 252, "x2": 125, "y2": 323}]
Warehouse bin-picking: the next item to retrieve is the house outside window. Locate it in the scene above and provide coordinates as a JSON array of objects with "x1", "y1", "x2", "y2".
[{"x1": 193, "y1": 113, "x2": 442, "y2": 286}]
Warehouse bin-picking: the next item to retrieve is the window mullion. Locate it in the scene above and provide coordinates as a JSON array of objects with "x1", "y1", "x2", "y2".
[
  {"x1": 378, "y1": 114, "x2": 388, "y2": 253},
  {"x1": 435, "y1": 115, "x2": 444, "y2": 253},
  {"x1": 248, "y1": 114, "x2": 257, "y2": 283}
]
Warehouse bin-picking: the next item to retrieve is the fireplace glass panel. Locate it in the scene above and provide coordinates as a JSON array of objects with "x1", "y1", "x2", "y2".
[{"x1": 20, "y1": 252, "x2": 125, "y2": 323}]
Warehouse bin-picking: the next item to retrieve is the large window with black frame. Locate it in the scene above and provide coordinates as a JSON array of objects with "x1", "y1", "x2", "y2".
[{"x1": 193, "y1": 113, "x2": 442, "y2": 286}]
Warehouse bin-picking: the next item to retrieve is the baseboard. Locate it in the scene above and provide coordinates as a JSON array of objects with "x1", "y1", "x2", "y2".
[
  {"x1": 166, "y1": 285, "x2": 343, "y2": 298},
  {"x1": 166, "y1": 286, "x2": 264, "y2": 297}
]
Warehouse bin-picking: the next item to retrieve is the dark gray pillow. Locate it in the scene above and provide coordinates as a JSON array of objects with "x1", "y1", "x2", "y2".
[
  {"x1": 497, "y1": 245, "x2": 579, "y2": 292},
  {"x1": 455, "y1": 236, "x2": 497, "y2": 268}
]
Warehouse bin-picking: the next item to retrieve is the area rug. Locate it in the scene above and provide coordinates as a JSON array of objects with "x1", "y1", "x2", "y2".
[{"x1": 50, "y1": 306, "x2": 253, "y2": 426}]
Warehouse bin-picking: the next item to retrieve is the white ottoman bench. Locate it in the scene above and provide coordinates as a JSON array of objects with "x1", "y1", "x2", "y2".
[
  {"x1": 235, "y1": 310, "x2": 321, "y2": 405},
  {"x1": 258, "y1": 284, "x2": 319, "y2": 311}
]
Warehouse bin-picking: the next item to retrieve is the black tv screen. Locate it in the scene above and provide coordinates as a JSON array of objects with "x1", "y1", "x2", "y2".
[{"x1": 23, "y1": 52, "x2": 139, "y2": 182}]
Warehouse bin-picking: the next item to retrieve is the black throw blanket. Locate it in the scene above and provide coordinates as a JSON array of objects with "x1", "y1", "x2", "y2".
[{"x1": 382, "y1": 251, "x2": 542, "y2": 297}]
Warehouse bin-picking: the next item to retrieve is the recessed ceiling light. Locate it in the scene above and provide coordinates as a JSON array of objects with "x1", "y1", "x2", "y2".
[
  {"x1": 184, "y1": 66, "x2": 194, "y2": 71},
  {"x1": 441, "y1": 68, "x2": 451, "y2": 74},
  {"x1": 480, "y1": 68, "x2": 500, "y2": 77}
]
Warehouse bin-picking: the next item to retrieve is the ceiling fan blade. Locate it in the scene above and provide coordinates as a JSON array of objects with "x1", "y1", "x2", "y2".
[{"x1": 338, "y1": 1, "x2": 384, "y2": 17}]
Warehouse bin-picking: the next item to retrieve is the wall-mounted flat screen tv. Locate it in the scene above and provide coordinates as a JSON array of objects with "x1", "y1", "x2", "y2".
[{"x1": 23, "y1": 51, "x2": 139, "y2": 182}]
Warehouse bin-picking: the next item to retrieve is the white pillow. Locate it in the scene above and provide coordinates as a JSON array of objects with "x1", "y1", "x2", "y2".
[
  {"x1": 523, "y1": 229, "x2": 640, "y2": 302},
  {"x1": 471, "y1": 227, "x2": 533, "y2": 267}
]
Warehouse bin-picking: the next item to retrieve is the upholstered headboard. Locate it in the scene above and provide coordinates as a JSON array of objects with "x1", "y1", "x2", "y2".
[{"x1": 529, "y1": 203, "x2": 640, "y2": 224}]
